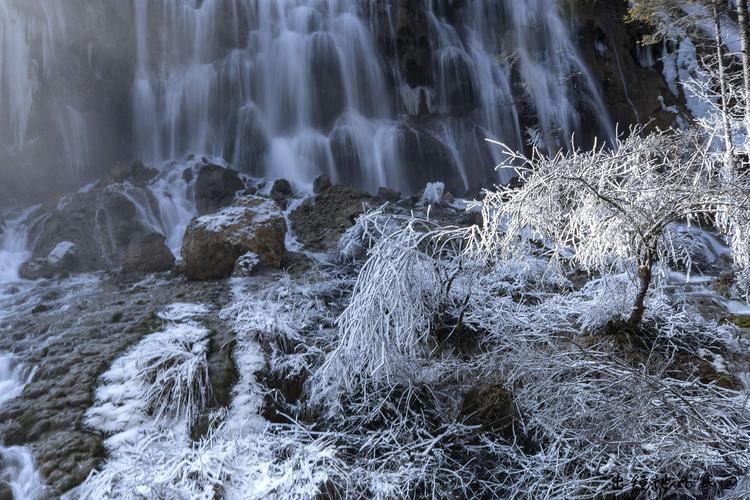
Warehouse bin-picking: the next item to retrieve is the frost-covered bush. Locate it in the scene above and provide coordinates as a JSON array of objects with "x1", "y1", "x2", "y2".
[
  {"x1": 486, "y1": 127, "x2": 750, "y2": 325},
  {"x1": 301, "y1": 199, "x2": 750, "y2": 498}
]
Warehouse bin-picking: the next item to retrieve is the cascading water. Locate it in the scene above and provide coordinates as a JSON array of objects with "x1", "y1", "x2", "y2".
[
  {"x1": 0, "y1": 208, "x2": 34, "y2": 284},
  {"x1": 0, "y1": 0, "x2": 67, "y2": 151},
  {"x1": 0, "y1": 0, "x2": 96, "y2": 200},
  {"x1": 0, "y1": 353, "x2": 43, "y2": 499},
  {"x1": 1, "y1": 0, "x2": 616, "y2": 264},
  {"x1": 0, "y1": 0, "x2": 33, "y2": 151},
  {"x1": 130, "y1": 0, "x2": 614, "y2": 194}
]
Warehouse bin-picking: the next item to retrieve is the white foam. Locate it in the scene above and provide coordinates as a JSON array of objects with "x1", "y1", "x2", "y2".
[
  {"x1": 0, "y1": 353, "x2": 43, "y2": 499},
  {"x1": 0, "y1": 207, "x2": 35, "y2": 284},
  {"x1": 0, "y1": 353, "x2": 33, "y2": 407}
]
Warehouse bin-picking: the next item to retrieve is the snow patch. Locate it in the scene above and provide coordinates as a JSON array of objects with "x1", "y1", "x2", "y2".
[
  {"x1": 157, "y1": 302, "x2": 209, "y2": 322},
  {"x1": 420, "y1": 182, "x2": 444, "y2": 205},
  {"x1": 46, "y1": 241, "x2": 76, "y2": 266}
]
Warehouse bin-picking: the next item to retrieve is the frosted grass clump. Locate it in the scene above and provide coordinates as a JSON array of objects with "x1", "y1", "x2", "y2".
[
  {"x1": 76, "y1": 303, "x2": 212, "y2": 498},
  {"x1": 84, "y1": 321, "x2": 211, "y2": 438},
  {"x1": 75, "y1": 423, "x2": 343, "y2": 500}
]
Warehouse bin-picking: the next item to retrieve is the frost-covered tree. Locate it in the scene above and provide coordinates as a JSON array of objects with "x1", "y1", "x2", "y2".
[
  {"x1": 626, "y1": 0, "x2": 701, "y2": 42},
  {"x1": 629, "y1": 0, "x2": 750, "y2": 165},
  {"x1": 737, "y1": 0, "x2": 750, "y2": 135},
  {"x1": 487, "y1": 127, "x2": 750, "y2": 328}
]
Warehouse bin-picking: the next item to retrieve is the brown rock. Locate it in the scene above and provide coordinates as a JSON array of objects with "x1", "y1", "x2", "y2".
[
  {"x1": 181, "y1": 196, "x2": 286, "y2": 280},
  {"x1": 288, "y1": 183, "x2": 373, "y2": 252}
]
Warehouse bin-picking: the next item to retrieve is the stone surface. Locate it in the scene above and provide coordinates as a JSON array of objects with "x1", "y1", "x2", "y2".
[
  {"x1": 313, "y1": 175, "x2": 332, "y2": 194},
  {"x1": 377, "y1": 187, "x2": 401, "y2": 202},
  {"x1": 289, "y1": 183, "x2": 373, "y2": 252},
  {"x1": 181, "y1": 196, "x2": 287, "y2": 280},
  {"x1": 574, "y1": 0, "x2": 684, "y2": 133},
  {"x1": 121, "y1": 233, "x2": 175, "y2": 274},
  {"x1": 194, "y1": 164, "x2": 245, "y2": 215},
  {"x1": 98, "y1": 160, "x2": 158, "y2": 188}
]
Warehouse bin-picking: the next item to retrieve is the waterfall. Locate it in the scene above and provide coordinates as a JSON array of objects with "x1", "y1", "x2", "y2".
[
  {"x1": 0, "y1": 0, "x2": 35, "y2": 150},
  {"x1": 0, "y1": 0, "x2": 89, "y2": 181},
  {"x1": 0, "y1": 207, "x2": 34, "y2": 284},
  {"x1": 130, "y1": 0, "x2": 614, "y2": 194},
  {"x1": 1, "y1": 0, "x2": 614, "y2": 198}
]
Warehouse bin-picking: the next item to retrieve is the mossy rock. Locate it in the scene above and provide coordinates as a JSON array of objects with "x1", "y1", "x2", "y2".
[
  {"x1": 126, "y1": 310, "x2": 165, "y2": 334},
  {"x1": 710, "y1": 272, "x2": 736, "y2": 298},
  {"x1": 727, "y1": 315, "x2": 750, "y2": 329}
]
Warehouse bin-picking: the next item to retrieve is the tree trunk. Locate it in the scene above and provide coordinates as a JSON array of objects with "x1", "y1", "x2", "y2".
[
  {"x1": 713, "y1": 1, "x2": 736, "y2": 172},
  {"x1": 738, "y1": 0, "x2": 750, "y2": 138},
  {"x1": 628, "y1": 251, "x2": 655, "y2": 328}
]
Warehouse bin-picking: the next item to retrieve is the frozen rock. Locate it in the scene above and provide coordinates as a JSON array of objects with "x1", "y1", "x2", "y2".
[
  {"x1": 181, "y1": 196, "x2": 286, "y2": 280},
  {"x1": 233, "y1": 252, "x2": 261, "y2": 277}
]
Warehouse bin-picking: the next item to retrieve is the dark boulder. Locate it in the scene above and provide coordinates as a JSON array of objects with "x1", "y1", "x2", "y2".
[
  {"x1": 98, "y1": 160, "x2": 158, "y2": 188},
  {"x1": 313, "y1": 175, "x2": 332, "y2": 194},
  {"x1": 377, "y1": 187, "x2": 401, "y2": 202},
  {"x1": 24, "y1": 188, "x2": 154, "y2": 272},
  {"x1": 182, "y1": 167, "x2": 194, "y2": 184},
  {"x1": 0, "y1": 480, "x2": 11, "y2": 500},
  {"x1": 195, "y1": 164, "x2": 245, "y2": 215},
  {"x1": 270, "y1": 179, "x2": 293, "y2": 209},
  {"x1": 121, "y1": 233, "x2": 175, "y2": 274}
]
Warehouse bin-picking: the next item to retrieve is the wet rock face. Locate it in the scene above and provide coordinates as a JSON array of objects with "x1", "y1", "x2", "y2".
[
  {"x1": 0, "y1": 480, "x2": 11, "y2": 500},
  {"x1": 121, "y1": 233, "x2": 175, "y2": 274},
  {"x1": 393, "y1": 0, "x2": 433, "y2": 88},
  {"x1": 309, "y1": 32, "x2": 347, "y2": 130},
  {"x1": 24, "y1": 187, "x2": 154, "y2": 273},
  {"x1": 289, "y1": 179, "x2": 374, "y2": 252},
  {"x1": 573, "y1": 0, "x2": 683, "y2": 132},
  {"x1": 181, "y1": 196, "x2": 287, "y2": 280},
  {"x1": 194, "y1": 164, "x2": 246, "y2": 215},
  {"x1": 98, "y1": 160, "x2": 158, "y2": 188}
]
